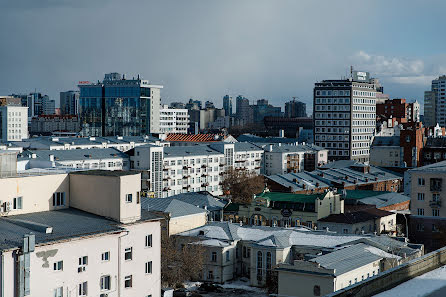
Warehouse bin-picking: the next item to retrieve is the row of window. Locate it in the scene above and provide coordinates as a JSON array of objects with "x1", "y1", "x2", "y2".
[
  {"x1": 315, "y1": 97, "x2": 351, "y2": 104},
  {"x1": 315, "y1": 114, "x2": 350, "y2": 121},
  {"x1": 316, "y1": 135, "x2": 349, "y2": 142},
  {"x1": 352, "y1": 120, "x2": 376, "y2": 126},
  {"x1": 416, "y1": 208, "x2": 440, "y2": 216},
  {"x1": 352, "y1": 149, "x2": 370, "y2": 156},
  {"x1": 315, "y1": 90, "x2": 351, "y2": 96},
  {"x1": 315, "y1": 120, "x2": 351, "y2": 127},
  {"x1": 352, "y1": 113, "x2": 375, "y2": 119},
  {"x1": 315, "y1": 105, "x2": 351, "y2": 111},
  {"x1": 315, "y1": 127, "x2": 350, "y2": 134}
]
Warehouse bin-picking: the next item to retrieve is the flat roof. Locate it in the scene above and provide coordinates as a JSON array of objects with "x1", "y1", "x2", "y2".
[
  {"x1": 256, "y1": 191, "x2": 326, "y2": 203},
  {"x1": 70, "y1": 170, "x2": 139, "y2": 177}
]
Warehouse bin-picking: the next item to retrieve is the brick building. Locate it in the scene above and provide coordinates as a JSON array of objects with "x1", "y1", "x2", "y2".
[{"x1": 376, "y1": 98, "x2": 420, "y2": 126}]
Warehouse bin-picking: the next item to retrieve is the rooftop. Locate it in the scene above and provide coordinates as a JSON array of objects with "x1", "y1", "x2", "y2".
[
  {"x1": 142, "y1": 197, "x2": 207, "y2": 218},
  {"x1": 256, "y1": 191, "x2": 326, "y2": 203},
  {"x1": 18, "y1": 147, "x2": 128, "y2": 162},
  {"x1": 318, "y1": 208, "x2": 394, "y2": 224},
  {"x1": 165, "y1": 133, "x2": 228, "y2": 142},
  {"x1": 70, "y1": 170, "x2": 139, "y2": 177},
  {"x1": 163, "y1": 145, "x2": 222, "y2": 157}
]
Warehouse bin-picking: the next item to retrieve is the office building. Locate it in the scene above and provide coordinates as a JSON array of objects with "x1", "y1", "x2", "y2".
[
  {"x1": 79, "y1": 72, "x2": 163, "y2": 136},
  {"x1": 30, "y1": 114, "x2": 80, "y2": 135},
  {"x1": 285, "y1": 99, "x2": 307, "y2": 118},
  {"x1": 314, "y1": 71, "x2": 378, "y2": 162},
  {"x1": 159, "y1": 105, "x2": 189, "y2": 134},
  {"x1": 424, "y1": 76, "x2": 446, "y2": 127},
  {"x1": 235, "y1": 95, "x2": 253, "y2": 125},
  {"x1": 60, "y1": 90, "x2": 80, "y2": 115},
  {"x1": 0, "y1": 105, "x2": 28, "y2": 141},
  {"x1": 170, "y1": 102, "x2": 186, "y2": 109},
  {"x1": 251, "y1": 99, "x2": 282, "y2": 124},
  {"x1": 223, "y1": 95, "x2": 233, "y2": 116}
]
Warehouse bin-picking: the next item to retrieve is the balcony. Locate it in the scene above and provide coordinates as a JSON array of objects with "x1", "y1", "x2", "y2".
[
  {"x1": 201, "y1": 183, "x2": 209, "y2": 187},
  {"x1": 430, "y1": 178, "x2": 442, "y2": 192},
  {"x1": 201, "y1": 164, "x2": 207, "y2": 168},
  {"x1": 430, "y1": 200, "x2": 442, "y2": 208}
]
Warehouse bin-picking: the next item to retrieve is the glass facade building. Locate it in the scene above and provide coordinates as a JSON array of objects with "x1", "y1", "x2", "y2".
[{"x1": 79, "y1": 73, "x2": 162, "y2": 136}]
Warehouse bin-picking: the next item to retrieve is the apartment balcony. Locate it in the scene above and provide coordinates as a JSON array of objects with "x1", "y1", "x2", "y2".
[
  {"x1": 429, "y1": 200, "x2": 442, "y2": 208},
  {"x1": 163, "y1": 187, "x2": 171, "y2": 191},
  {"x1": 201, "y1": 183, "x2": 209, "y2": 187},
  {"x1": 162, "y1": 168, "x2": 168, "y2": 171},
  {"x1": 182, "y1": 185, "x2": 190, "y2": 189},
  {"x1": 201, "y1": 173, "x2": 208, "y2": 177},
  {"x1": 201, "y1": 164, "x2": 207, "y2": 168},
  {"x1": 183, "y1": 175, "x2": 190, "y2": 179},
  {"x1": 162, "y1": 177, "x2": 171, "y2": 181},
  {"x1": 219, "y1": 163, "x2": 225, "y2": 167},
  {"x1": 235, "y1": 159, "x2": 245, "y2": 163}
]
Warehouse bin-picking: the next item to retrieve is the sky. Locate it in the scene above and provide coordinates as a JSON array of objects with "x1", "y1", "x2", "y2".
[{"x1": 1, "y1": 0, "x2": 446, "y2": 113}]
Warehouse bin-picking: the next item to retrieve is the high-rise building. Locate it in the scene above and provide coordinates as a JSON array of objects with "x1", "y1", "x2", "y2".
[
  {"x1": 223, "y1": 95, "x2": 233, "y2": 116},
  {"x1": 42, "y1": 96, "x2": 55, "y2": 115},
  {"x1": 285, "y1": 99, "x2": 307, "y2": 118},
  {"x1": 78, "y1": 73, "x2": 163, "y2": 136},
  {"x1": 0, "y1": 105, "x2": 28, "y2": 141},
  {"x1": 424, "y1": 76, "x2": 446, "y2": 127},
  {"x1": 313, "y1": 71, "x2": 378, "y2": 162},
  {"x1": 185, "y1": 98, "x2": 202, "y2": 110},
  {"x1": 205, "y1": 101, "x2": 215, "y2": 109},
  {"x1": 60, "y1": 90, "x2": 80, "y2": 115},
  {"x1": 235, "y1": 95, "x2": 253, "y2": 125},
  {"x1": 251, "y1": 99, "x2": 282, "y2": 124}
]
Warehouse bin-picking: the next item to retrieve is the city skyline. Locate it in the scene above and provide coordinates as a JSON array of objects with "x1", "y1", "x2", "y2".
[{"x1": 2, "y1": 1, "x2": 446, "y2": 113}]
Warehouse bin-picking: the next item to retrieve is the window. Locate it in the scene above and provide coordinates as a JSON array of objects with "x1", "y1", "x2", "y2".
[
  {"x1": 416, "y1": 223, "x2": 425, "y2": 231},
  {"x1": 78, "y1": 282, "x2": 87, "y2": 296},
  {"x1": 125, "y1": 248, "x2": 133, "y2": 261},
  {"x1": 314, "y1": 285, "x2": 321, "y2": 296},
  {"x1": 343, "y1": 228, "x2": 348, "y2": 234},
  {"x1": 417, "y1": 193, "x2": 425, "y2": 201},
  {"x1": 417, "y1": 208, "x2": 425, "y2": 216},
  {"x1": 101, "y1": 251, "x2": 110, "y2": 261},
  {"x1": 211, "y1": 252, "x2": 217, "y2": 262},
  {"x1": 208, "y1": 270, "x2": 214, "y2": 280},
  {"x1": 145, "y1": 234, "x2": 152, "y2": 247},
  {"x1": 13, "y1": 197, "x2": 22, "y2": 210},
  {"x1": 54, "y1": 287, "x2": 63, "y2": 297},
  {"x1": 145, "y1": 261, "x2": 152, "y2": 274},
  {"x1": 52, "y1": 192, "x2": 65, "y2": 207},
  {"x1": 124, "y1": 275, "x2": 132, "y2": 288},
  {"x1": 79, "y1": 256, "x2": 88, "y2": 266},
  {"x1": 53, "y1": 260, "x2": 63, "y2": 271},
  {"x1": 100, "y1": 275, "x2": 111, "y2": 291},
  {"x1": 125, "y1": 194, "x2": 132, "y2": 203},
  {"x1": 433, "y1": 224, "x2": 440, "y2": 232},
  {"x1": 433, "y1": 209, "x2": 440, "y2": 217},
  {"x1": 257, "y1": 251, "x2": 263, "y2": 278},
  {"x1": 418, "y1": 178, "x2": 425, "y2": 186},
  {"x1": 266, "y1": 252, "x2": 272, "y2": 271},
  {"x1": 226, "y1": 251, "x2": 230, "y2": 262}
]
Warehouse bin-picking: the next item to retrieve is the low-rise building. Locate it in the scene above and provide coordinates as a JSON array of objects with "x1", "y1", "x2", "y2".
[
  {"x1": 174, "y1": 222, "x2": 423, "y2": 288},
  {"x1": 225, "y1": 190, "x2": 344, "y2": 229},
  {"x1": 317, "y1": 208, "x2": 397, "y2": 235},
  {"x1": 30, "y1": 114, "x2": 80, "y2": 135},
  {"x1": 159, "y1": 105, "x2": 189, "y2": 134},
  {"x1": 17, "y1": 147, "x2": 129, "y2": 171},
  {"x1": 0, "y1": 170, "x2": 162, "y2": 297}
]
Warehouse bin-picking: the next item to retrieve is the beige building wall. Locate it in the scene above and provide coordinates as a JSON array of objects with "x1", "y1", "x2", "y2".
[
  {"x1": 0, "y1": 173, "x2": 69, "y2": 216},
  {"x1": 315, "y1": 193, "x2": 344, "y2": 220},
  {"x1": 69, "y1": 173, "x2": 141, "y2": 223},
  {"x1": 411, "y1": 170, "x2": 445, "y2": 218},
  {"x1": 169, "y1": 213, "x2": 207, "y2": 235},
  {"x1": 370, "y1": 146, "x2": 402, "y2": 167}
]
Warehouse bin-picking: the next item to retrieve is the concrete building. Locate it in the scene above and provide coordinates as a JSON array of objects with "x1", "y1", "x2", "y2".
[
  {"x1": 79, "y1": 72, "x2": 163, "y2": 136},
  {"x1": 408, "y1": 161, "x2": 446, "y2": 251},
  {"x1": 0, "y1": 170, "x2": 161, "y2": 297},
  {"x1": 223, "y1": 95, "x2": 233, "y2": 116},
  {"x1": 263, "y1": 117, "x2": 314, "y2": 141},
  {"x1": 263, "y1": 143, "x2": 328, "y2": 175},
  {"x1": 424, "y1": 76, "x2": 446, "y2": 127},
  {"x1": 251, "y1": 99, "x2": 282, "y2": 124},
  {"x1": 285, "y1": 99, "x2": 307, "y2": 118},
  {"x1": 235, "y1": 95, "x2": 253, "y2": 125},
  {"x1": 0, "y1": 96, "x2": 22, "y2": 106},
  {"x1": 0, "y1": 105, "x2": 28, "y2": 141},
  {"x1": 17, "y1": 147, "x2": 129, "y2": 171},
  {"x1": 175, "y1": 221, "x2": 422, "y2": 288},
  {"x1": 130, "y1": 142, "x2": 262, "y2": 198},
  {"x1": 159, "y1": 105, "x2": 189, "y2": 134},
  {"x1": 60, "y1": 90, "x2": 80, "y2": 115},
  {"x1": 314, "y1": 71, "x2": 378, "y2": 162},
  {"x1": 30, "y1": 115, "x2": 80, "y2": 135}
]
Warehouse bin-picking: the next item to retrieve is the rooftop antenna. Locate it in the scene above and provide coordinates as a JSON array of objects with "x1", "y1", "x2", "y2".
[
  {"x1": 350, "y1": 66, "x2": 354, "y2": 78},
  {"x1": 292, "y1": 96, "x2": 299, "y2": 102}
]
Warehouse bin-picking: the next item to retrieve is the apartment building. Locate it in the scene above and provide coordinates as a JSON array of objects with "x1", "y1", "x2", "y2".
[
  {"x1": 131, "y1": 142, "x2": 262, "y2": 198},
  {"x1": 159, "y1": 104, "x2": 189, "y2": 134},
  {"x1": 408, "y1": 161, "x2": 446, "y2": 251},
  {"x1": 30, "y1": 114, "x2": 80, "y2": 135},
  {"x1": 314, "y1": 71, "x2": 378, "y2": 162},
  {"x1": 0, "y1": 105, "x2": 28, "y2": 141},
  {"x1": 0, "y1": 169, "x2": 161, "y2": 297},
  {"x1": 175, "y1": 222, "x2": 422, "y2": 288},
  {"x1": 17, "y1": 148, "x2": 129, "y2": 171},
  {"x1": 263, "y1": 143, "x2": 328, "y2": 175},
  {"x1": 60, "y1": 90, "x2": 80, "y2": 115}
]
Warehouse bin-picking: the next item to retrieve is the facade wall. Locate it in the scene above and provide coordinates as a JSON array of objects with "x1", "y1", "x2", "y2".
[
  {"x1": 0, "y1": 220, "x2": 161, "y2": 297},
  {"x1": 0, "y1": 105, "x2": 28, "y2": 141},
  {"x1": 369, "y1": 146, "x2": 402, "y2": 167},
  {"x1": 168, "y1": 213, "x2": 207, "y2": 235},
  {"x1": 0, "y1": 173, "x2": 70, "y2": 215}
]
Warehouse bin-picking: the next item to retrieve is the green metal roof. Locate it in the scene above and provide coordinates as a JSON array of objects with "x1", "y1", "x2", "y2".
[
  {"x1": 255, "y1": 192, "x2": 325, "y2": 203},
  {"x1": 224, "y1": 203, "x2": 240, "y2": 212},
  {"x1": 343, "y1": 190, "x2": 390, "y2": 200}
]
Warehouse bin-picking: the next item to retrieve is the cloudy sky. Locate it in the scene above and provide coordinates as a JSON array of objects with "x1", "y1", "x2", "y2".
[{"x1": 1, "y1": 0, "x2": 445, "y2": 113}]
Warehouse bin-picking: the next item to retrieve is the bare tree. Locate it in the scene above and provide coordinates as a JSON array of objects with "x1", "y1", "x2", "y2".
[
  {"x1": 220, "y1": 168, "x2": 264, "y2": 204},
  {"x1": 161, "y1": 237, "x2": 205, "y2": 288}
]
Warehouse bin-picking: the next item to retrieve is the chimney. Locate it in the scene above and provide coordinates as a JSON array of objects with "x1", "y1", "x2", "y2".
[{"x1": 49, "y1": 154, "x2": 54, "y2": 162}]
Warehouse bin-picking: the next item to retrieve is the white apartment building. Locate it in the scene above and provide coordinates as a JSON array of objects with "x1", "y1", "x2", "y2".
[
  {"x1": 0, "y1": 170, "x2": 161, "y2": 297},
  {"x1": 131, "y1": 142, "x2": 262, "y2": 198},
  {"x1": 263, "y1": 144, "x2": 328, "y2": 175},
  {"x1": 159, "y1": 104, "x2": 189, "y2": 134},
  {"x1": 0, "y1": 105, "x2": 28, "y2": 141},
  {"x1": 314, "y1": 71, "x2": 378, "y2": 162},
  {"x1": 17, "y1": 148, "x2": 129, "y2": 171}
]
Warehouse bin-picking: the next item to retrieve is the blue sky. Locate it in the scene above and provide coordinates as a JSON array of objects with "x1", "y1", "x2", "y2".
[{"x1": 0, "y1": 0, "x2": 445, "y2": 113}]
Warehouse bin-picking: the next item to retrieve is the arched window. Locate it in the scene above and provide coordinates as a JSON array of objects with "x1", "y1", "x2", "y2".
[
  {"x1": 266, "y1": 252, "x2": 272, "y2": 271},
  {"x1": 314, "y1": 285, "x2": 321, "y2": 296},
  {"x1": 257, "y1": 251, "x2": 263, "y2": 278}
]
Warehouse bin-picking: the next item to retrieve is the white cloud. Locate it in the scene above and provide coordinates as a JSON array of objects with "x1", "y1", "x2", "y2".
[{"x1": 388, "y1": 76, "x2": 436, "y2": 86}]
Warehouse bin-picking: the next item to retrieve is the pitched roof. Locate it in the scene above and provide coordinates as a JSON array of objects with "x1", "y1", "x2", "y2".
[
  {"x1": 169, "y1": 191, "x2": 226, "y2": 211},
  {"x1": 255, "y1": 191, "x2": 325, "y2": 203},
  {"x1": 318, "y1": 208, "x2": 394, "y2": 224},
  {"x1": 142, "y1": 197, "x2": 207, "y2": 218},
  {"x1": 18, "y1": 148, "x2": 128, "y2": 162},
  {"x1": 165, "y1": 133, "x2": 227, "y2": 142},
  {"x1": 372, "y1": 136, "x2": 400, "y2": 147},
  {"x1": 163, "y1": 145, "x2": 223, "y2": 157}
]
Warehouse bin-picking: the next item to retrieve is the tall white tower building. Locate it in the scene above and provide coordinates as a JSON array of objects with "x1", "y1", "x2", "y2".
[{"x1": 313, "y1": 71, "x2": 378, "y2": 162}]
